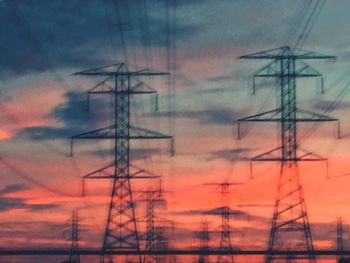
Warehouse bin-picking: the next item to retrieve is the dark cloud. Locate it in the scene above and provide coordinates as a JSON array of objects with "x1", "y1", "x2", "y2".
[
  {"x1": 50, "y1": 91, "x2": 92, "y2": 126},
  {"x1": 237, "y1": 203, "x2": 274, "y2": 208},
  {"x1": 172, "y1": 206, "x2": 267, "y2": 223},
  {"x1": 0, "y1": 197, "x2": 57, "y2": 212},
  {"x1": 198, "y1": 87, "x2": 234, "y2": 94},
  {"x1": 16, "y1": 125, "x2": 78, "y2": 140},
  {"x1": 157, "y1": 107, "x2": 244, "y2": 126},
  {"x1": 0, "y1": 183, "x2": 28, "y2": 195},
  {"x1": 0, "y1": 184, "x2": 58, "y2": 212},
  {"x1": 0, "y1": 0, "x2": 107, "y2": 76},
  {"x1": 311, "y1": 99, "x2": 350, "y2": 111},
  {"x1": 0, "y1": 0, "x2": 198, "y2": 77},
  {"x1": 207, "y1": 75, "x2": 233, "y2": 83},
  {"x1": 206, "y1": 148, "x2": 252, "y2": 162},
  {"x1": 16, "y1": 91, "x2": 110, "y2": 140}
]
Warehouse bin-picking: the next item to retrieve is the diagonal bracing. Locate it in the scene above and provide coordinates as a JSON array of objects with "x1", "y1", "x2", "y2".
[
  {"x1": 71, "y1": 63, "x2": 172, "y2": 263},
  {"x1": 238, "y1": 46, "x2": 337, "y2": 263}
]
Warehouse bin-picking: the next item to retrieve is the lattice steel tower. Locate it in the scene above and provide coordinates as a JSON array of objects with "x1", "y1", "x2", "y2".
[
  {"x1": 71, "y1": 63, "x2": 172, "y2": 263},
  {"x1": 206, "y1": 181, "x2": 237, "y2": 263},
  {"x1": 218, "y1": 182, "x2": 234, "y2": 263},
  {"x1": 238, "y1": 47, "x2": 337, "y2": 262},
  {"x1": 62, "y1": 210, "x2": 80, "y2": 263},
  {"x1": 337, "y1": 218, "x2": 350, "y2": 263},
  {"x1": 69, "y1": 210, "x2": 80, "y2": 263},
  {"x1": 141, "y1": 186, "x2": 167, "y2": 263},
  {"x1": 197, "y1": 220, "x2": 210, "y2": 263}
]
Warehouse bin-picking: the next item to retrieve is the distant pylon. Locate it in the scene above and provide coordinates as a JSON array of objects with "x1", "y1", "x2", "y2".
[
  {"x1": 218, "y1": 182, "x2": 234, "y2": 263},
  {"x1": 238, "y1": 46, "x2": 338, "y2": 262},
  {"x1": 71, "y1": 63, "x2": 173, "y2": 263},
  {"x1": 337, "y1": 218, "x2": 350, "y2": 263},
  {"x1": 62, "y1": 210, "x2": 80, "y2": 263},
  {"x1": 69, "y1": 210, "x2": 80, "y2": 263},
  {"x1": 206, "y1": 181, "x2": 240, "y2": 263},
  {"x1": 197, "y1": 220, "x2": 210, "y2": 263},
  {"x1": 141, "y1": 185, "x2": 167, "y2": 263},
  {"x1": 338, "y1": 218, "x2": 345, "y2": 260}
]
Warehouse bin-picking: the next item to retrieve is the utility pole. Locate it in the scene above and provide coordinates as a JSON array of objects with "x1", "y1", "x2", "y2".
[
  {"x1": 238, "y1": 46, "x2": 337, "y2": 262},
  {"x1": 71, "y1": 63, "x2": 173, "y2": 263}
]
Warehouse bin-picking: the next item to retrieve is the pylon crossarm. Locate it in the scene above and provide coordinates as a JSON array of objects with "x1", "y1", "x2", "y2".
[
  {"x1": 237, "y1": 109, "x2": 281, "y2": 139},
  {"x1": 292, "y1": 47, "x2": 336, "y2": 60},
  {"x1": 87, "y1": 80, "x2": 157, "y2": 95},
  {"x1": 73, "y1": 63, "x2": 123, "y2": 76},
  {"x1": 295, "y1": 61, "x2": 322, "y2": 78},
  {"x1": 84, "y1": 175, "x2": 159, "y2": 180},
  {"x1": 238, "y1": 108, "x2": 281, "y2": 122},
  {"x1": 71, "y1": 125, "x2": 171, "y2": 139},
  {"x1": 236, "y1": 108, "x2": 337, "y2": 135},
  {"x1": 74, "y1": 63, "x2": 169, "y2": 77},
  {"x1": 297, "y1": 108, "x2": 338, "y2": 122},
  {"x1": 87, "y1": 76, "x2": 114, "y2": 94},
  {"x1": 239, "y1": 46, "x2": 336, "y2": 60},
  {"x1": 82, "y1": 163, "x2": 160, "y2": 196},
  {"x1": 253, "y1": 60, "x2": 279, "y2": 77},
  {"x1": 129, "y1": 81, "x2": 157, "y2": 94},
  {"x1": 297, "y1": 149, "x2": 327, "y2": 161},
  {"x1": 252, "y1": 58, "x2": 319, "y2": 78},
  {"x1": 82, "y1": 162, "x2": 161, "y2": 180},
  {"x1": 69, "y1": 125, "x2": 172, "y2": 155},
  {"x1": 251, "y1": 147, "x2": 282, "y2": 162},
  {"x1": 239, "y1": 46, "x2": 291, "y2": 59},
  {"x1": 251, "y1": 149, "x2": 327, "y2": 162},
  {"x1": 71, "y1": 124, "x2": 115, "y2": 140}
]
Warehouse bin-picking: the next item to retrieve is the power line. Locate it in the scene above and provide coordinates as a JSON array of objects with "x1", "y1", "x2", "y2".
[{"x1": 0, "y1": 158, "x2": 81, "y2": 197}]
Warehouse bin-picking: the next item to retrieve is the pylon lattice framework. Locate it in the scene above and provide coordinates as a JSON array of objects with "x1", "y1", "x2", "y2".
[
  {"x1": 71, "y1": 63, "x2": 172, "y2": 263},
  {"x1": 238, "y1": 46, "x2": 337, "y2": 263},
  {"x1": 218, "y1": 182, "x2": 235, "y2": 263},
  {"x1": 197, "y1": 220, "x2": 210, "y2": 263},
  {"x1": 206, "y1": 182, "x2": 237, "y2": 263},
  {"x1": 64, "y1": 210, "x2": 80, "y2": 263},
  {"x1": 141, "y1": 187, "x2": 167, "y2": 263}
]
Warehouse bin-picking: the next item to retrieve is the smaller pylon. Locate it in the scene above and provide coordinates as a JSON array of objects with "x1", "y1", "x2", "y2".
[
  {"x1": 62, "y1": 210, "x2": 80, "y2": 263},
  {"x1": 140, "y1": 183, "x2": 167, "y2": 263},
  {"x1": 197, "y1": 220, "x2": 210, "y2": 263},
  {"x1": 205, "y1": 181, "x2": 242, "y2": 263},
  {"x1": 218, "y1": 182, "x2": 234, "y2": 263},
  {"x1": 337, "y1": 218, "x2": 350, "y2": 263},
  {"x1": 69, "y1": 210, "x2": 80, "y2": 263}
]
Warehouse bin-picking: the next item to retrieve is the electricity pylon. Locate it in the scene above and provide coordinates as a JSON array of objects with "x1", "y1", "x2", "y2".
[
  {"x1": 238, "y1": 46, "x2": 337, "y2": 262},
  {"x1": 69, "y1": 210, "x2": 80, "y2": 263},
  {"x1": 338, "y1": 218, "x2": 345, "y2": 262},
  {"x1": 61, "y1": 210, "x2": 80, "y2": 263},
  {"x1": 140, "y1": 185, "x2": 167, "y2": 263},
  {"x1": 206, "y1": 181, "x2": 241, "y2": 263},
  {"x1": 337, "y1": 218, "x2": 350, "y2": 263},
  {"x1": 71, "y1": 63, "x2": 173, "y2": 263},
  {"x1": 197, "y1": 220, "x2": 210, "y2": 263}
]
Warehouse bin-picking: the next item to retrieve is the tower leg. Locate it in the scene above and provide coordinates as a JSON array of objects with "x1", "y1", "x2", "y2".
[
  {"x1": 266, "y1": 163, "x2": 316, "y2": 263},
  {"x1": 100, "y1": 177, "x2": 142, "y2": 263}
]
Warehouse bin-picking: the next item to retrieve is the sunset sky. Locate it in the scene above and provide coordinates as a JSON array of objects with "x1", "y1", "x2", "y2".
[{"x1": 1, "y1": 0, "x2": 350, "y2": 262}]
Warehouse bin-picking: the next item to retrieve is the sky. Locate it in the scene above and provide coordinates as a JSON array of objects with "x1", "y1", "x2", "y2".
[{"x1": 1, "y1": 0, "x2": 350, "y2": 262}]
